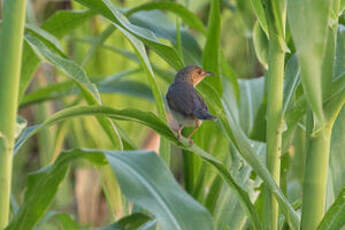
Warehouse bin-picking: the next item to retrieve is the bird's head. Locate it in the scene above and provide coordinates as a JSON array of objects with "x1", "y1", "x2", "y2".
[{"x1": 174, "y1": 65, "x2": 214, "y2": 86}]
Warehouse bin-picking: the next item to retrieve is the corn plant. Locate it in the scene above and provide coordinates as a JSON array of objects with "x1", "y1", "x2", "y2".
[{"x1": 1, "y1": 0, "x2": 345, "y2": 229}]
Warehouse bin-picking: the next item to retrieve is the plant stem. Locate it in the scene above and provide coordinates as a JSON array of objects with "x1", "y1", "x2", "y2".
[
  {"x1": 0, "y1": 0, "x2": 27, "y2": 228},
  {"x1": 301, "y1": 113, "x2": 332, "y2": 230},
  {"x1": 264, "y1": 35, "x2": 285, "y2": 230}
]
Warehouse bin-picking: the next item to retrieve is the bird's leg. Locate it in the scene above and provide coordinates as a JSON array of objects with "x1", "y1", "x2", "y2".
[
  {"x1": 187, "y1": 120, "x2": 201, "y2": 145},
  {"x1": 177, "y1": 125, "x2": 184, "y2": 140}
]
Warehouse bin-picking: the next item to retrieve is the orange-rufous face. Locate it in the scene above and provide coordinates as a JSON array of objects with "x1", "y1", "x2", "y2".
[{"x1": 191, "y1": 68, "x2": 212, "y2": 86}]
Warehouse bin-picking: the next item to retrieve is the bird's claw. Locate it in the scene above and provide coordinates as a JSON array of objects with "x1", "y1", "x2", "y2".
[{"x1": 188, "y1": 138, "x2": 194, "y2": 146}]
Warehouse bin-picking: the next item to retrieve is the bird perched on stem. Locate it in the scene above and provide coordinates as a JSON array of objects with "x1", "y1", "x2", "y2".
[{"x1": 166, "y1": 65, "x2": 217, "y2": 144}]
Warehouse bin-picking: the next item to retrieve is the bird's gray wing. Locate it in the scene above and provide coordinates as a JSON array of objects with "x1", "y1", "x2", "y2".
[
  {"x1": 166, "y1": 83, "x2": 195, "y2": 117},
  {"x1": 192, "y1": 91, "x2": 216, "y2": 120}
]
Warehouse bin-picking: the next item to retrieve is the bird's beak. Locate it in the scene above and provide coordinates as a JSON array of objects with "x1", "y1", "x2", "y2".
[{"x1": 204, "y1": 71, "x2": 215, "y2": 77}]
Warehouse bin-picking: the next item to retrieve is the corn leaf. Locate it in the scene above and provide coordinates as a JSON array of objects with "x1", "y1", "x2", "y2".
[
  {"x1": 14, "y1": 105, "x2": 261, "y2": 230},
  {"x1": 75, "y1": 0, "x2": 183, "y2": 70},
  {"x1": 317, "y1": 186, "x2": 345, "y2": 230},
  {"x1": 288, "y1": 0, "x2": 332, "y2": 124},
  {"x1": 202, "y1": 0, "x2": 222, "y2": 93}
]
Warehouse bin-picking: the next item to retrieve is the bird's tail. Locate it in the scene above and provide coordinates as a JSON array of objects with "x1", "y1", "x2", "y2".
[{"x1": 197, "y1": 112, "x2": 217, "y2": 121}]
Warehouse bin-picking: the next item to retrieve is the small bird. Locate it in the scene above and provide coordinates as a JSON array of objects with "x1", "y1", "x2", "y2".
[{"x1": 166, "y1": 65, "x2": 217, "y2": 144}]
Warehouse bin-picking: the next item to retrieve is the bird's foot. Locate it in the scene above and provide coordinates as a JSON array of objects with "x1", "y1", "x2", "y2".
[{"x1": 188, "y1": 138, "x2": 194, "y2": 146}]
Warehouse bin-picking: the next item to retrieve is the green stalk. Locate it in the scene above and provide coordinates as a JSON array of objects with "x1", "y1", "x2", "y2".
[
  {"x1": 301, "y1": 15, "x2": 339, "y2": 230},
  {"x1": 0, "y1": 0, "x2": 27, "y2": 228},
  {"x1": 264, "y1": 34, "x2": 285, "y2": 230},
  {"x1": 301, "y1": 113, "x2": 332, "y2": 229}
]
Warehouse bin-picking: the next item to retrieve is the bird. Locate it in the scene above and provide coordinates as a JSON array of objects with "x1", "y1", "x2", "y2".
[{"x1": 166, "y1": 65, "x2": 217, "y2": 144}]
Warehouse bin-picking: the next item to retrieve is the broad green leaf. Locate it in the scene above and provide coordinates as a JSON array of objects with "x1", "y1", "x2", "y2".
[
  {"x1": 329, "y1": 106, "x2": 345, "y2": 198},
  {"x1": 6, "y1": 150, "x2": 108, "y2": 230},
  {"x1": 115, "y1": 25, "x2": 166, "y2": 120},
  {"x1": 96, "y1": 213, "x2": 151, "y2": 230},
  {"x1": 220, "y1": 97, "x2": 299, "y2": 229},
  {"x1": 288, "y1": 0, "x2": 332, "y2": 124},
  {"x1": 220, "y1": 53, "x2": 240, "y2": 103},
  {"x1": 334, "y1": 25, "x2": 345, "y2": 78},
  {"x1": 215, "y1": 143, "x2": 265, "y2": 230},
  {"x1": 14, "y1": 105, "x2": 261, "y2": 230},
  {"x1": 202, "y1": 0, "x2": 222, "y2": 93},
  {"x1": 20, "y1": 69, "x2": 154, "y2": 107},
  {"x1": 249, "y1": 0, "x2": 269, "y2": 36},
  {"x1": 283, "y1": 54, "x2": 300, "y2": 114},
  {"x1": 253, "y1": 21, "x2": 269, "y2": 69},
  {"x1": 82, "y1": 1, "x2": 205, "y2": 66},
  {"x1": 19, "y1": 10, "x2": 95, "y2": 100},
  {"x1": 195, "y1": 83, "x2": 299, "y2": 229},
  {"x1": 126, "y1": 1, "x2": 206, "y2": 34},
  {"x1": 9, "y1": 147, "x2": 213, "y2": 230},
  {"x1": 267, "y1": 0, "x2": 287, "y2": 37},
  {"x1": 40, "y1": 10, "x2": 94, "y2": 39},
  {"x1": 15, "y1": 116, "x2": 27, "y2": 139},
  {"x1": 238, "y1": 77, "x2": 265, "y2": 136},
  {"x1": 104, "y1": 149, "x2": 213, "y2": 230},
  {"x1": 321, "y1": 20, "x2": 337, "y2": 99},
  {"x1": 317, "y1": 186, "x2": 345, "y2": 230},
  {"x1": 21, "y1": 80, "x2": 154, "y2": 107},
  {"x1": 138, "y1": 220, "x2": 158, "y2": 230},
  {"x1": 75, "y1": 0, "x2": 184, "y2": 70},
  {"x1": 25, "y1": 34, "x2": 100, "y2": 103},
  {"x1": 81, "y1": 24, "x2": 116, "y2": 66},
  {"x1": 129, "y1": 10, "x2": 202, "y2": 65},
  {"x1": 24, "y1": 32, "x2": 123, "y2": 149},
  {"x1": 37, "y1": 211, "x2": 80, "y2": 230},
  {"x1": 25, "y1": 24, "x2": 64, "y2": 56}
]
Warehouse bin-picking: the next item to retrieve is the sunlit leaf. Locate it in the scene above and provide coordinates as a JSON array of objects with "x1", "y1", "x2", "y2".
[
  {"x1": 19, "y1": 10, "x2": 95, "y2": 100},
  {"x1": 126, "y1": 1, "x2": 206, "y2": 34},
  {"x1": 14, "y1": 105, "x2": 261, "y2": 230},
  {"x1": 317, "y1": 186, "x2": 345, "y2": 230},
  {"x1": 202, "y1": 0, "x2": 222, "y2": 92},
  {"x1": 75, "y1": 0, "x2": 184, "y2": 70}
]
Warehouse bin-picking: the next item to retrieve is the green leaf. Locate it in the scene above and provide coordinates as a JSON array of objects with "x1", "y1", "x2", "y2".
[
  {"x1": 14, "y1": 105, "x2": 261, "y2": 230},
  {"x1": 195, "y1": 83, "x2": 299, "y2": 229},
  {"x1": 20, "y1": 69, "x2": 153, "y2": 107},
  {"x1": 329, "y1": 106, "x2": 345, "y2": 198},
  {"x1": 96, "y1": 213, "x2": 151, "y2": 230},
  {"x1": 24, "y1": 32, "x2": 122, "y2": 149},
  {"x1": 129, "y1": 10, "x2": 202, "y2": 65},
  {"x1": 126, "y1": 1, "x2": 206, "y2": 34},
  {"x1": 220, "y1": 97, "x2": 299, "y2": 229},
  {"x1": 253, "y1": 21, "x2": 269, "y2": 69},
  {"x1": 288, "y1": 0, "x2": 332, "y2": 124},
  {"x1": 214, "y1": 143, "x2": 265, "y2": 230},
  {"x1": 6, "y1": 150, "x2": 108, "y2": 230},
  {"x1": 283, "y1": 54, "x2": 300, "y2": 114},
  {"x1": 75, "y1": 0, "x2": 184, "y2": 70},
  {"x1": 334, "y1": 25, "x2": 345, "y2": 78},
  {"x1": 115, "y1": 25, "x2": 166, "y2": 120},
  {"x1": 104, "y1": 149, "x2": 213, "y2": 230},
  {"x1": 25, "y1": 24, "x2": 64, "y2": 56},
  {"x1": 15, "y1": 116, "x2": 27, "y2": 139},
  {"x1": 317, "y1": 186, "x2": 345, "y2": 230},
  {"x1": 19, "y1": 10, "x2": 94, "y2": 100},
  {"x1": 202, "y1": 0, "x2": 222, "y2": 93},
  {"x1": 249, "y1": 0, "x2": 269, "y2": 36},
  {"x1": 25, "y1": 34, "x2": 100, "y2": 103},
  {"x1": 9, "y1": 147, "x2": 214, "y2": 230},
  {"x1": 220, "y1": 53, "x2": 240, "y2": 103},
  {"x1": 238, "y1": 77, "x2": 265, "y2": 136},
  {"x1": 37, "y1": 211, "x2": 80, "y2": 230}
]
